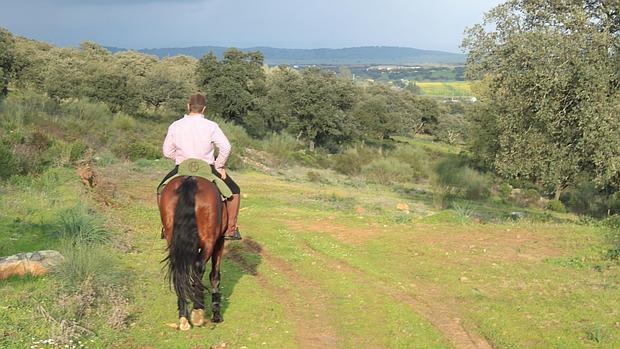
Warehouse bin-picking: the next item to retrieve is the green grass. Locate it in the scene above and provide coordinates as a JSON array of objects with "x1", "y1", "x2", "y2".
[{"x1": 1, "y1": 161, "x2": 618, "y2": 348}]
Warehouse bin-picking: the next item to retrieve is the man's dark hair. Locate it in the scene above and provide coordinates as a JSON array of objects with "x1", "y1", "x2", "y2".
[{"x1": 188, "y1": 93, "x2": 206, "y2": 113}]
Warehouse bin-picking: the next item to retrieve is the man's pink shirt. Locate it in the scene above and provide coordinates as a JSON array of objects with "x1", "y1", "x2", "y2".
[{"x1": 162, "y1": 114, "x2": 231, "y2": 169}]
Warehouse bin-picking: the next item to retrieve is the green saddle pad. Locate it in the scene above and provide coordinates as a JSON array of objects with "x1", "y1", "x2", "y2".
[{"x1": 159, "y1": 159, "x2": 233, "y2": 199}]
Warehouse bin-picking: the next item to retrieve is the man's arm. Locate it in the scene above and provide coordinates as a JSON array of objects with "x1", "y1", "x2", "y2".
[
  {"x1": 212, "y1": 125, "x2": 232, "y2": 171},
  {"x1": 162, "y1": 124, "x2": 176, "y2": 160}
]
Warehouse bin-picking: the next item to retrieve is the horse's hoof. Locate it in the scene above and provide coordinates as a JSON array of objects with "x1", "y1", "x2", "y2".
[
  {"x1": 179, "y1": 316, "x2": 191, "y2": 331},
  {"x1": 212, "y1": 314, "x2": 223, "y2": 323},
  {"x1": 191, "y1": 309, "x2": 205, "y2": 327}
]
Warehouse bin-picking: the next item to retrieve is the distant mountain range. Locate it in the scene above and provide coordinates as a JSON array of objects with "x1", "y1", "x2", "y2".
[{"x1": 106, "y1": 45, "x2": 466, "y2": 65}]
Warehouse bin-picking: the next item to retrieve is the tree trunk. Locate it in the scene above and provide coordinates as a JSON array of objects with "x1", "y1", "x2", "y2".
[{"x1": 554, "y1": 183, "x2": 563, "y2": 201}]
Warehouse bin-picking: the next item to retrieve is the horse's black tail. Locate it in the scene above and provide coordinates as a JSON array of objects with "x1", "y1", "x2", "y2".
[{"x1": 164, "y1": 177, "x2": 204, "y2": 303}]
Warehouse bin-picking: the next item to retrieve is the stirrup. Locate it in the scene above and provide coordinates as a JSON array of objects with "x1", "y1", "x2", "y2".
[{"x1": 224, "y1": 228, "x2": 242, "y2": 241}]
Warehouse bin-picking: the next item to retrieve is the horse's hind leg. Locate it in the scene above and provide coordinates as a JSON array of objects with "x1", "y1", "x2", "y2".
[
  {"x1": 210, "y1": 237, "x2": 225, "y2": 323},
  {"x1": 177, "y1": 298, "x2": 190, "y2": 330},
  {"x1": 190, "y1": 256, "x2": 206, "y2": 326}
]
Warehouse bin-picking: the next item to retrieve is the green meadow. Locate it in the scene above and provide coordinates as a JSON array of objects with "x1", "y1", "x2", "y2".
[{"x1": 1, "y1": 152, "x2": 618, "y2": 348}]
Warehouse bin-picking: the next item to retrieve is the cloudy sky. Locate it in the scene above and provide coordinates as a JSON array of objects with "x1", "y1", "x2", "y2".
[{"x1": 0, "y1": 0, "x2": 503, "y2": 52}]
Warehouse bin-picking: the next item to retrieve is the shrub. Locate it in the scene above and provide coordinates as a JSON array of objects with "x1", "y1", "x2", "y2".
[
  {"x1": 451, "y1": 201, "x2": 475, "y2": 224},
  {"x1": 434, "y1": 156, "x2": 469, "y2": 187},
  {"x1": 43, "y1": 139, "x2": 73, "y2": 167},
  {"x1": 562, "y1": 180, "x2": 609, "y2": 217},
  {"x1": 499, "y1": 182, "x2": 512, "y2": 199},
  {"x1": 361, "y1": 157, "x2": 413, "y2": 185},
  {"x1": 69, "y1": 140, "x2": 88, "y2": 162},
  {"x1": 61, "y1": 98, "x2": 112, "y2": 123},
  {"x1": 55, "y1": 205, "x2": 109, "y2": 245},
  {"x1": 0, "y1": 90, "x2": 60, "y2": 128},
  {"x1": 10, "y1": 130, "x2": 52, "y2": 175},
  {"x1": 460, "y1": 167, "x2": 491, "y2": 200},
  {"x1": 55, "y1": 244, "x2": 122, "y2": 291},
  {"x1": 388, "y1": 145, "x2": 430, "y2": 180},
  {"x1": 608, "y1": 192, "x2": 620, "y2": 216},
  {"x1": 112, "y1": 112, "x2": 136, "y2": 131},
  {"x1": 522, "y1": 188, "x2": 540, "y2": 203},
  {"x1": 0, "y1": 142, "x2": 18, "y2": 180},
  {"x1": 95, "y1": 149, "x2": 119, "y2": 166},
  {"x1": 260, "y1": 133, "x2": 300, "y2": 168},
  {"x1": 546, "y1": 199, "x2": 567, "y2": 213},
  {"x1": 433, "y1": 157, "x2": 491, "y2": 201},
  {"x1": 306, "y1": 170, "x2": 324, "y2": 183},
  {"x1": 112, "y1": 136, "x2": 160, "y2": 161},
  {"x1": 332, "y1": 146, "x2": 378, "y2": 176}
]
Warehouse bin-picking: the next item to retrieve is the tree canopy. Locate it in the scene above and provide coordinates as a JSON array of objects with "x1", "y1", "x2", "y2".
[{"x1": 463, "y1": 0, "x2": 620, "y2": 196}]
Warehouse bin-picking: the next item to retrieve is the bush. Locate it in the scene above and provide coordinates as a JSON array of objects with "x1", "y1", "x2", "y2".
[
  {"x1": 61, "y1": 98, "x2": 112, "y2": 123},
  {"x1": 562, "y1": 181, "x2": 609, "y2": 217},
  {"x1": 56, "y1": 205, "x2": 109, "y2": 245},
  {"x1": 95, "y1": 149, "x2": 119, "y2": 166},
  {"x1": 112, "y1": 112, "x2": 136, "y2": 131},
  {"x1": 460, "y1": 167, "x2": 491, "y2": 200},
  {"x1": 306, "y1": 170, "x2": 324, "y2": 183},
  {"x1": 10, "y1": 130, "x2": 52, "y2": 175},
  {"x1": 112, "y1": 136, "x2": 160, "y2": 161},
  {"x1": 433, "y1": 157, "x2": 491, "y2": 200},
  {"x1": 332, "y1": 146, "x2": 378, "y2": 176},
  {"x1": 546, "y1": 199, "x2": 567, "y2": 213},
  {"x1": 0, "y1": 142, "x2": 18, "y2": 180},
  {"x1": 43, "y1": 139, "x2": 73, "y2": 167},
  {"x1": 362, "y1": 157, "x2": 413, "y2": 185},
  {"x1": 55, "y1": 244, "x2": 122, "y2": 291},
  {"x1": 388, "y1": 145, "x2": 430, "y2": 180},
  {"x1": 499, "y1": 182, "x2": 512, "y2": 199},
  {"x1": 608, "y1": 192, "x2": 620, "y2": 216},
  {"x1": 0, "y1": 90, "x2": 60, "y2": 129},
  {"x1": 69, "y1": 140, "x2": 88, "y2": 162},
  {"x1": 260, "y1": 133, "x2": 300, "y2": 168}
]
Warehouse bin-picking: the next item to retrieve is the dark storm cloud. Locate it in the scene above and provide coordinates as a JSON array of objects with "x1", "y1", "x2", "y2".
[{"x1": 0, "y1": 0, "x2": 504, "y2": 51}]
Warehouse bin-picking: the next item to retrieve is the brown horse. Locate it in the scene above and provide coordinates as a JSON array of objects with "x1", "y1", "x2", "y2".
[{"x1": 159, "y1": 176, "x2": 228, "y2": 330}]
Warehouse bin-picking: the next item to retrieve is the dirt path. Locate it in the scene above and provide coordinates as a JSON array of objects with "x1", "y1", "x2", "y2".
[
  {"x1": 226, "y1": 239, "x2": 341, "y2": 349},
  {"x1": 94, "y1": 165, "x2": 494, "y2": 349},
  {"x1": 298, "y1": 240, "x2": 493, "y2": 349}
]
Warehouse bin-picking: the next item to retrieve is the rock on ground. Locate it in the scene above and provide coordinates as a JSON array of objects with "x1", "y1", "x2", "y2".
[{"x1": 0, "y1": 250, "x2": 64, "y2": 279}]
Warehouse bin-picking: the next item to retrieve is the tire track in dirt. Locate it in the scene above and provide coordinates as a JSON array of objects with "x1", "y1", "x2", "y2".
[
  {"x1": 300, "y1": 241, "x2": 494, "y2": 349},
  {"x1": 226, "y1": 239, "x2": 341, "y2": 349}
]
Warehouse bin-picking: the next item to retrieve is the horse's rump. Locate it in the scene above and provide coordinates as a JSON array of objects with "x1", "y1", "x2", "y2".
[{"x1": 158, "y1": 176, "x2": 227, "y2": 326}]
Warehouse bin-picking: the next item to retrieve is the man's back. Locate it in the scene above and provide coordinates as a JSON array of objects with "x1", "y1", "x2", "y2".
[{"x1": 162, "y1": 115, "x2": 231, "y2": 168}]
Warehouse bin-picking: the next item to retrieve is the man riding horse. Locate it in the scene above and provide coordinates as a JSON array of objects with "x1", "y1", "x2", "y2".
[
  {"x1": 159, "y1": 93, "x2": 242, "y2": 241},
  {"x1": 157, "y1": 93, "x2": 243, "y2": 330}
]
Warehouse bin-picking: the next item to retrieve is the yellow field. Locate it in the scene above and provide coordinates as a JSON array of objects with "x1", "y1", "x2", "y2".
[{"x1": 416, "y1": 81, "x2": 473, "y2": 97}]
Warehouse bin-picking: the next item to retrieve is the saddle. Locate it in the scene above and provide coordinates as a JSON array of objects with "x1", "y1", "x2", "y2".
[{"x1": 157, "y1": 159, "x2": 233, "y2": 200}]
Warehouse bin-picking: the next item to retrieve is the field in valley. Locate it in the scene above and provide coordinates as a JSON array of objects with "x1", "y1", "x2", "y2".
[{"x1": 416, "y1": 81, "x2": 473, "y2": 97}]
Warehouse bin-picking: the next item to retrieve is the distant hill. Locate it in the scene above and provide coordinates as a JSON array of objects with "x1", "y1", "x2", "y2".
[{"x1": 106, "y1": 46, "x2": 466, "y2": 65}]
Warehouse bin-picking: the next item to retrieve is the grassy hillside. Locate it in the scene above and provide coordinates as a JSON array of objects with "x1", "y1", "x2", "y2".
[{"x1": 1, "y1": 147, "x2": 618, "y2": 348}]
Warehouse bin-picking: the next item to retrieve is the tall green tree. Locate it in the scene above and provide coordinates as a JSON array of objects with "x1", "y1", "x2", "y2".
[
  {"x1": 463, "y1": 0, "x2": 620, "y2": 196},
  {"x1": 245, "y1": 65, "x2": 300, "y2": 137},
  {"x1": 288, "y1": 68, "x2": 357, "y2": 151},
  {"x1": 0, "y1": 28, "x2": 15, "y2": 97},
  {"x1": 196, "y1": 49, "x2": 266, "y2": 125}
]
